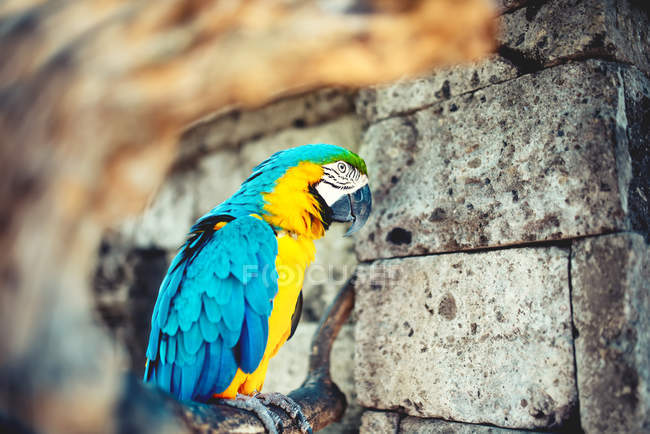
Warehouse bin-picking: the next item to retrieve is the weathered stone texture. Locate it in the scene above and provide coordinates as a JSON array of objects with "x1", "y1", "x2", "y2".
[
  {"x1": 354, "y1": 247, "x2": 576, "y2": 429},
  {"x1": 355, "y1": 0, "x2": 650, "y2": 125},
  {"x1": 356, "y1": 60, "x2": 643, "y2": 261},
  {"x1": 494, "y1": 0, "x2": 531, "y2": 13},
  {"x1": 94, "y1": 232, "x2": 169, "y2": 374},
  {"x1": 620, "y1": 67, "x2": 650, "y2": 241},
  {"x1": 120, "y1": 171, "x2": 199, "y2": 250},
  {"x1": 178, "y1": 88, "x2": 354, "y2": 162},
  {"x1": 304, "y1": 223, "x2": 358, "y2": 321},
  {"x1": 500, "y1": 0, "x2": 650, "y2": 74},
  {"x1": 399, "y1": 416, "x2": 534, "y2": 433},
  {"x1": 571, "y1": 233, "x2": 650, "y2": 433},
  {"x1": 239, "y1": 113, "x2": 363, "y2": 171},
  {"x1": 360, "y1": 411, "x2": 400, "y2": 434},
  {"x1": 355, "y1": 56, "x2": 518, "y2": 123}
]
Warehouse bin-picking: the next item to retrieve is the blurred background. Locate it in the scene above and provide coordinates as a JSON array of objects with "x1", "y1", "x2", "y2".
[
  {"x1": 0, "y1": 1, "x2": 494, "y2": 432},
  {"x1": 2, "y1": 1, "x2": 649, "y2": 433}
]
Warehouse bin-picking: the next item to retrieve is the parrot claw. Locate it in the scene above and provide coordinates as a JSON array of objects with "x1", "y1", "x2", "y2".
[
  {"x1": 257, "y1": 392, "x2": 312, "y2": 434},
  {"x1": 218, "y1": 394, "x2": 282, "y2": 434},
  {"x1": 219, "y1": 393, "x2": 312, "y2": 434}
]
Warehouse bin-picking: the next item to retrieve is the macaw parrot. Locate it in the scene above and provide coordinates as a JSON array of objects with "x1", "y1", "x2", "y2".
[{"x1": 143, "y1": 144, "x2": 370, "y2": 432}]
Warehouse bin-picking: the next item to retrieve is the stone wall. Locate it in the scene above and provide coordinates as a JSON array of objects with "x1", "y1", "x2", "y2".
[
  {"x1": 354, "y1": 1, "x2": 649, "y2": 433},
  {"x1": 94, "y1": 1, "x2": 649, "y2": 433}
]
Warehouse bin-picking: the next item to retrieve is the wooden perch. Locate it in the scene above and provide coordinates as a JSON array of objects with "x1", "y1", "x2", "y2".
[{"x1": 120, "y1": 278, "x2": 355, "y2": 433}]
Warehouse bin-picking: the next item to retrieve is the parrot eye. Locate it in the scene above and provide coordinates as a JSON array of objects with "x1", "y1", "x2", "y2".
[{"x1": 337, "y1": 162, "x2": 347, "y2": 173}]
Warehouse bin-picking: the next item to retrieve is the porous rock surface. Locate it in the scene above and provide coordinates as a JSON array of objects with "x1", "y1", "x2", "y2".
[
  {"x1": 354, "y1": 247, "x2": 576, "y2": 429},
  {"x1": 359, "y1": 411, "x2": 400, "y2": 434},
  {"x1": 572, "y1": 233, "x2": 650, "y2": 433},
  {"x1": 400, "y1": 416, "x2": 535, "y2": 433},
  {"x1": 355, "y1": 60, "x2": 646, "y2": 261},
  {"x1": 500, "y1": 0, "x2": 650, "y2": 75}
]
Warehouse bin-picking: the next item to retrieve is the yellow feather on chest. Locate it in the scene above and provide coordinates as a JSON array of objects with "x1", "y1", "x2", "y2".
[
  {"x1": 261, "y1": 161, "x2": 323, "y2": 357},
  {"x1": 268, "y1": 234, "x2": 316, "y2": 356}
]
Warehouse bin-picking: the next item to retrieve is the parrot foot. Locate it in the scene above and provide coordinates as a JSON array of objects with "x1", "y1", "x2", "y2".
[
  {"x1": 257, "y1": 392, "x2": 312, "y2": 434},
  {"x1": 219, "y1": 394, "x2": 283, "y2": 433},
  {"x1": 218, "y1": 392, "x2": 312, "y2": 434}
]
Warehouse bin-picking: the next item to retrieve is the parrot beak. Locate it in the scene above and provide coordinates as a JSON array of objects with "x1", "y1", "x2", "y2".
[{"x1": 330, "y1": 184, "x2": 372, "y2": 236}]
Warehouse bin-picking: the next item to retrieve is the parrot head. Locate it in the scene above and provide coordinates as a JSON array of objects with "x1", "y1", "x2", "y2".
[
  {"x1": 211, "y1": 144, "x2": 371, "y2": 239},
  {"x1": 313, "y1": 157, "x2": 371, "y2": 236}
]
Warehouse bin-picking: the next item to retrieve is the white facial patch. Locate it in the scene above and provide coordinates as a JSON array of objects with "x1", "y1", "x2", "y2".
[{"x1": 315, "y1": 161, "x2": 368, "y2": 206}]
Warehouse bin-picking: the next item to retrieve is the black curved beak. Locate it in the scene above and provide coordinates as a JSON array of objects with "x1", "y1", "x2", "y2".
[{"x1": 330, "y1": 184, "x2": 372, "y2": 236}]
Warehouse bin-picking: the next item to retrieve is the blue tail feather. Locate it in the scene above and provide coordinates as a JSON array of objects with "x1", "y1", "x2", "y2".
[
  {"x1": 195, "y1": 340, "x2": 222, "y2": 400},
  {"x1": 238, "y1": 307, "x2": 268, "y2": 373},
  {"x1": 156, "y1": 361, "x2": 173, "y2": 391},
  {"x1": 214, "y1": 344, "x2": 238, "y2": 394},
  {"x1": 179, "y1": 344, "x2": 205, "y2": 401}
]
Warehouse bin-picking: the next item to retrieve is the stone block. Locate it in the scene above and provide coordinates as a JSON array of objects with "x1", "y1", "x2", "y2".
[
  {"x1": 194, "y1": 150, "x2": 249, "y2": 216},
  {"x1": 500, "y1": 0, "x2": 650, "y2": 74},
  {"x1": 356, "y1": 60, "x2": 646, "y2": 261},
  {"x1": 620, "y1": 66, "x2": 650, "y2": 241},
  {"x1": 355, "y1": 56, "x2": 518, "y2": 123},
  {"x1": 239, "y1": 113, "x2": 363, "y2": 175},
  {"x1": 399, "y1": 416, "x2": 534, "y2": 433},
  {"x1": 354, "y1": 247, "x2": 576, "y2": 429},
  {"x1": 120, "y1": 171, "x2": 198, "y2": 250},
  {"x1": 360, "y1": 411, "x2": 400, "y2": 434},
  {"x1": 571, "y1": 233, "x2": 650, "y2": 433},
  {"x1": 493, "y1": 0, "x2": 530, "y2": 13},
  {"x1": 304, "y1": 224, "x2": 358, "y2": 321},
  {"x1": 93, "y1": 231, "x2": 170, "y2": 375},
  {"x1": 355, "y1": 0, "x2": 650, "y2": 126},
  {"x1": 178, "y1": 88, "x2": 354, "y2": 162}
]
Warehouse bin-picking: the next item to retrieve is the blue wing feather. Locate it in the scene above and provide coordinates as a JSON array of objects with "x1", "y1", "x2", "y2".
[
  {"x1": 146, "y1": 325, "x2": 160, "y2": 361},
  {"x1": 179, "y1": 344, "x2": 205, "y2": 401},
  {"x1": 195, "y1": 340, "x2": 222, "y2": 400},
  {"x1": 144, "y1": 215, "x2": 278, "y2": 401},
  {"x1": 156, "y1": 263, "x2": 185, "y2": 328},
  {"x1": 213, "y1": 253, "x2": 230, "y2": 279},
  {"x1": 199, "y1": 307, "x2": 220, "y2": 342},
  {"x1": 160, "y1": 338, "x2": 167, "y2": 363},
  {"x1": 214, "y1": 338, "x2": 238, "y2": 393},
  {"x1": 221, "y1": 283, "x2": 245, "y2": 330},
  {"x1": 184, "y1": 321, "x2": 203, "y2": 355},
  {"x1": 172, "y1": 365, "x2": 181, "y2": 396},
  {"x1": 212, "y1": 276, "x2": 236, "y2": 304},
  {"x1": 218, "y1": 318, "x2": 241, "y2": 348},
  {"x1": 177, "y1": 301, "x2": 194, "y2": 333},
  {"x1": 167, "y1": 336, "x2": 177, "y2": 364},
  {"x1": 245, "y1": 276, "x2": 272, "y2": 316},
  {"x1": 157, "y1": 360, "x2": 173, "y2": 390},
  {"x1": 162, "y1": 310, "x2": 179, "y2": 335},
  {"x1": 239, "y1": 307, "x2": 269, "y2": 373},
  {"x1": 202, "y1": 294, "x2": 222, "y2": 323}
]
